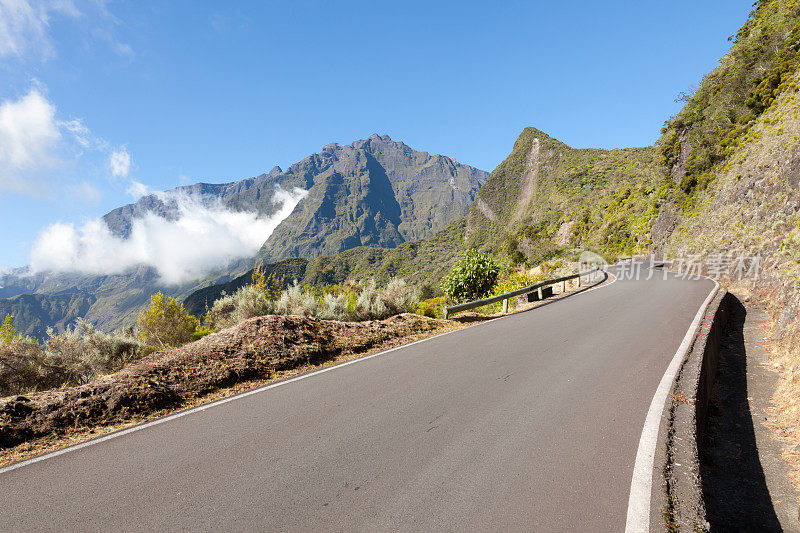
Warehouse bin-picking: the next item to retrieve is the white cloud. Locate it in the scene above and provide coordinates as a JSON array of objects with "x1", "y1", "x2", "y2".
[
  {"x1": 0, "y1": 0, "x2": 52, "y2": 58},
  {"x1": 0, "y1": 0, "x2": 83, "y2": 59},
  {"x1": 0, "y1": 88, "x2": 61, "y2": 193},
  {"x1": 109, "y1": 147, "x2": 131, "y2": 178},
  {"x1": 125, "y1": 179, "x2": 149, "y2": 199},
  {"x1": 0, "y1": 1, "x2": 132, "y2": 62},
  {"x1": 61, "y1": 118, "x2": 93, "y2": 148},
  {"x1": 0, "y1": 87, "x2": 117, "y2": 195},
  {"x1": 30, "y1": 186, "x2": 309, "y2": 284}
]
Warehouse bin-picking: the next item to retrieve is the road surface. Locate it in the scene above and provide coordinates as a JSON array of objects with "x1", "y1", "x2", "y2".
[{"x1": 0, "y1": 267, "x2": 715, "y2": 531}]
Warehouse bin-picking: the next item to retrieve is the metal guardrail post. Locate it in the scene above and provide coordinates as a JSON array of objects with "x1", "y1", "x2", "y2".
[{"x1": 502, "y1": 298, "x2": 509, "y2": 313}]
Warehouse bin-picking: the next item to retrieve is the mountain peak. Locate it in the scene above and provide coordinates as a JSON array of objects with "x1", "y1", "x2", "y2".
[{"x1": 366, "y1": 133, "x2": 392, "y2": 142}]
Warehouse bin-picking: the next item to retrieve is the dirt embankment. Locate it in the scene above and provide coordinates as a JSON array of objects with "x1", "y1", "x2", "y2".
[{"x1": 0, "y1": 313, "x2": 448, "y2": 455}]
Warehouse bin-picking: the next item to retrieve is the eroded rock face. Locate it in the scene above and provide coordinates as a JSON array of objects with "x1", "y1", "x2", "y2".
[
  {"x1": 0, "y1": 313, "x2": 443, "y2": 449},
  {"x1": 555, "y1": 221, "x2": 575, "y2": 245},
  {"x1": 670, "y1": 127, "x2": 692, "y2": 184},
  {"x1": 511, "y1": 137, "x2": 541, "y2": 223},
  {"x1": 651, "y1": 202, "x2": 680, "y2": 247}
]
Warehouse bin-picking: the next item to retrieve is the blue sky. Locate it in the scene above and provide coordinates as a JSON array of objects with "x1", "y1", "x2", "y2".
[{"x1": 0, "y1": 0, "x2": 754, "y2": 268}]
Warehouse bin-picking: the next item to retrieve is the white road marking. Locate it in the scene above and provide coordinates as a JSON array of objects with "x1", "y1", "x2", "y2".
[{"x1": 624, "y1": 275, "x2": 719, "y2": 532}]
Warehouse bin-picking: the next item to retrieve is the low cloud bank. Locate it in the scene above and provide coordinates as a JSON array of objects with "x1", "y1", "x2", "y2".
[{"x1": 30, "y1": 186, "x2": 307, "y2": 284}]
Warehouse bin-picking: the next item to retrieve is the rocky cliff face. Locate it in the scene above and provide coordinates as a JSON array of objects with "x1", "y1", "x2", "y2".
[
  {"x1": 258, "y1": 134, "x2": 488, "y2": 261},
  {"x1": 102, "y1": 166, "x2": 290, "y2": 238}
]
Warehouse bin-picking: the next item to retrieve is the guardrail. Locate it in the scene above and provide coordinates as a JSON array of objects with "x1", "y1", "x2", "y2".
[{"x1": 442, "y1": 266, "x2": 603, "y2": 319}]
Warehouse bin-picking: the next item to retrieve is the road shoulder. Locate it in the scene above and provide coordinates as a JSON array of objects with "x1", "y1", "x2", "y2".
[{"x1": 702, "y1": 296, "x2": 799, "y2": 531}]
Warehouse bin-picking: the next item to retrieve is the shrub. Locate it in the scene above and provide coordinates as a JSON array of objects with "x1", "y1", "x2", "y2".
[
  {"x1": 208, "y1": 277, "x2": 419, "y2": 326},
  {"x1": 0, "y1": 320, "x2": 144, "y2": 396},
  {"x1": 207, "y1": 292, "x2": 237, "y2": 330},
  {"x1": 505, "y1": 235, "x2": 525, "y2": 265},
  {"x1": 1, "y1": 314, "x2": 20, "y2": 343},
  {"x1": 191, "y1": 327, "x2": 213, "y2": 341},
  {"x1": 317, "y1": 293, "x2": 348, "y2": 321},
  {"x1": 251, "y1": 261, "x2": 284, "y2": 300},
  {"x1": 380, "y1": 277, "x2": 419, "y2": 315},
  {"x1": 232, "y1": 284, "x2": 275, "y2": 321},
  {"x1": 354, "y1": 280, "x2": 388, "y2": 320},
  {"x1": 418, "y1": 283, "x2": 437, "y2": 301},
  {"x1": 45, "y1": 320, "x2": 144, "y2": 385},
  {"x1": 0, "y1": 337, "x2": 50, "y2": 395},
  {"x1": 137, "y1": 292, "x2": 199, "y2": 350},
  {"x1": 416, "y1": 297, "x2": 447, "y2": 319},
  {"x1": 441, "y1": 249, "x2": 500, "y2": 303},
  {"x1": 481, "y1": 270, "x2": 543, "y2": 313},
  {"x1": 275, "y1": 281, "x2": 319, "y2": 316}
]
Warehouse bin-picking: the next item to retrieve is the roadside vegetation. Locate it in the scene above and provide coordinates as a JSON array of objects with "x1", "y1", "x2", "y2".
[
  {"x1": 0, "y1": 262, "x2": 422, "y2": 396},
  {"x1": 206, "y1": 262, "x2": 420, "y2": 330},
  {"x1": 0, "y1": 315, "x2": 143, "y2": 396}
]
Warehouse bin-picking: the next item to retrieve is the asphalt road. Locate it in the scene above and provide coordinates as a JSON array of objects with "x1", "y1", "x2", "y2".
[{"x1": 0, "y1": 267, "x2": 715, "y2": 532}]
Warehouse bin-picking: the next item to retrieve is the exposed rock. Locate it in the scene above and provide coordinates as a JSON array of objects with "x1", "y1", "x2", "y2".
[
  {"x1": 555, "y1": 221, "x2": 575, "y2": 245},
  {"x1": 670, "y1": 127, "x2": 692, "y2": 183}
]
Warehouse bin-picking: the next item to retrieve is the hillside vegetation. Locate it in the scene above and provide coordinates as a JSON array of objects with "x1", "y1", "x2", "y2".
[
  {"x1": 659, "y1": 0, "x2": 800, "y2": 186},
  {"x1": 654, "y1": 0, "x2": 800, "y2": 497},
  {"x1": 184, "y1": 219, "x2": 468, "y2": 316},
  {"x1": 464, "y1": 128, "x2": 665, "y2": 259}
]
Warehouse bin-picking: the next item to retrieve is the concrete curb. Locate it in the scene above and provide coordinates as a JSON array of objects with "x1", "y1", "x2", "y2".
[{"x1": 652, "y1": 290, "x2": 731, "y2": 531}]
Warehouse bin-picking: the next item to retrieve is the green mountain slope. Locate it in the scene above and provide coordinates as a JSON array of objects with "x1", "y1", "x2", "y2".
[
  {"x1": 464, "y1": 127, "x2": 665, "y2": 258},
  {"x1": 659, "y1": 0, "x2": 800, "y2": 185},
  {"x1": 0, "y1": 293, "x2": 97, "y2": 340}
]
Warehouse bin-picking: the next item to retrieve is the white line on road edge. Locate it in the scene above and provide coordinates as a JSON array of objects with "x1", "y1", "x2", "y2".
[
  {"x1": 0, "y1": 268, "x2": 619, "y2": 476},
  {"x1": 624, "y1": 276, "x2": 719, "y2": 532}
]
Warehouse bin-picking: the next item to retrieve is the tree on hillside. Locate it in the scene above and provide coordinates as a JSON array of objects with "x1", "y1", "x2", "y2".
[
  {"x1": 0, "y1": 314, "x2": 18, "y2": 344},
  {"x1": 440, "y1": 249, "x2": 500, "y2": 303},
  {"x1": 137, "y1": 293, "x2": 199, "y2": 349}
]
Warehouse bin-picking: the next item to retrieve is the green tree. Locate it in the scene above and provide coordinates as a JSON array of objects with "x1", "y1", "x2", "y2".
[
  {"x1": 0, "y1": 314, "x2": 18, "y2": 344},
  {"x1": 137, "y1": 292, "x2": 199, "y2": 349},
  {"x1": 504, "y1": 235, "x2": 525, "y2": 265},
  {"x1": 252, "y1": 260, "x2": 284, "y2": 299},
  {"x1": 440, "y1": 249, "x2": 500, "y2": 303}
]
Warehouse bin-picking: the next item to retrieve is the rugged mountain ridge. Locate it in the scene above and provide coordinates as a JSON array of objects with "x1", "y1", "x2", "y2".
[
  {"x1": 103, "y1": 166, "x2": 288, "y2": 238},
  {"x1": 0, "y1": 135, "x2": 487, "y2": 336},
  {"x1": 258, "y1": 134, "x2": 488, "y2": 261}
]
